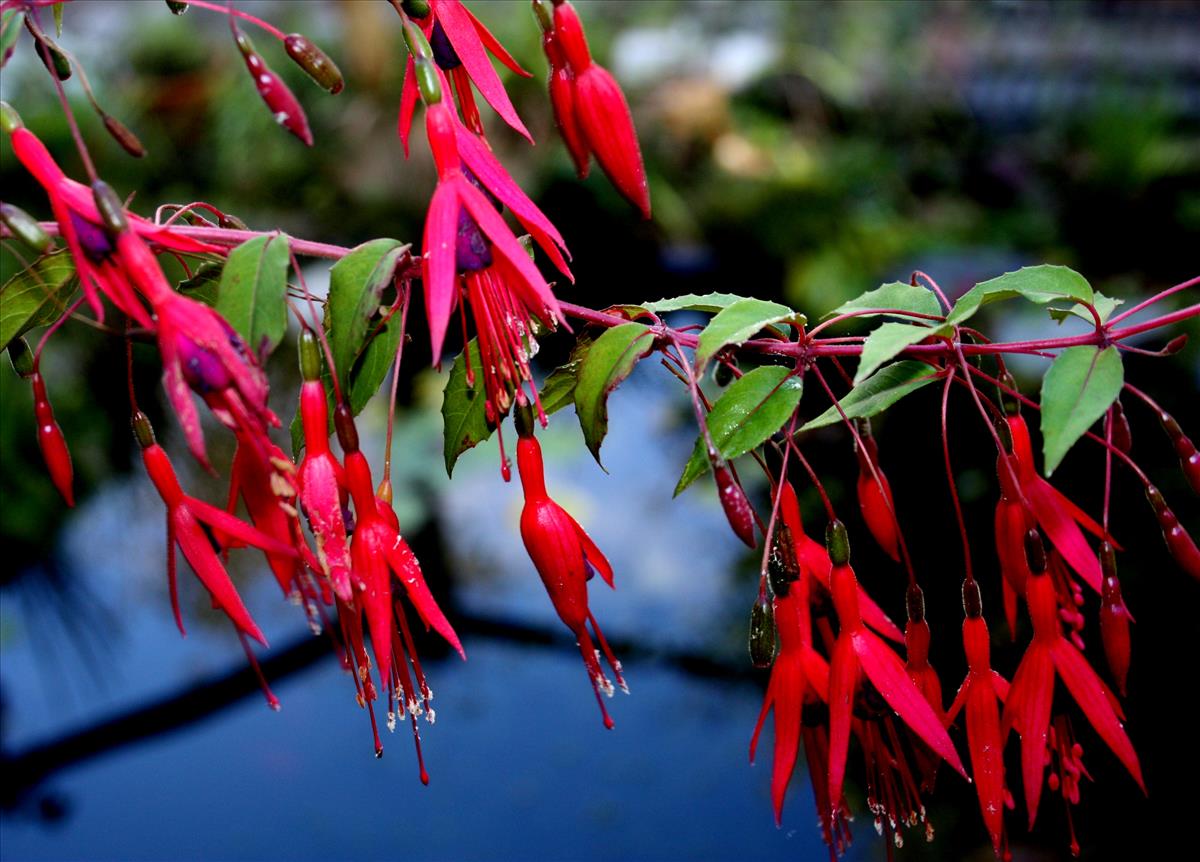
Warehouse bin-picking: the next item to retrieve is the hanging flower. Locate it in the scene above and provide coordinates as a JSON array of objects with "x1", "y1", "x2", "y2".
[{"x1": 514, "y1": 409, "x2": 625, "y2": 727}]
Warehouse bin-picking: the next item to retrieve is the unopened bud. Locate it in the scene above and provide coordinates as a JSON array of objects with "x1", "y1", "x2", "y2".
[
  {"x1": 219, "y1": 213, "x2": 249, "y2": 231},
  {"x1": 165, "y1": 0, "x2": 188, "y2": 13},
  {"x1": 1024, "y1": 528, "x2": 1046, "y2": 575},
  {"x1": 766, "y1": 522, "x2": 798, "y2": 597},
  {"x1": 7, "y1": 337, "x2": 35, "y2": 378},
  {"x1": 233, "y1": 27, "x2": 256, "y2": 58},
  {"x1": 0, "y1": 203, "x2": 52, "y2": 253},
  {"x1": 31, "y1": 31, "x2": 71, "y2": 80},
  {"x1": 748, "y1": 595, "x2": 776, "y2": 668},
  {"x1": 998, "y1": 371, "x2": 1020, "y2": 416},
  {"x1": 0, "y1": 101, "x2": 23, "y2": 133},
  {"x1": 1109, "y1": 400, "x2": 1132, "y2": 454},
  {"x1": 906, "y1": 582, "x2": 925, "y2": 623},
  {"x1": 334, "y1": 403, "x2": 359, "y2": 454},
  {"x1": 962, "y1": 578, "x2": 983, "y2": 619},
  {"x1": 1157, "y1": 411, "x2": 1200, "y2": 495},
  {"x1": 298, "y1": 330, "x2": 322, "y2": 381},
  {"x1": 825, "y1": 519, "x2": 850, "y2": 567},
  {"x1": 284, "y1": 34, "x2": 344, "y2": 94},
  {"x1": 102, "y1": 114, "x2": 146, "y2": 158},
  {"x1": 91, "y1": 180, "x2": 129, "y2": 236},
  {"x1": 1146, "y1": 485, "x2": 1200, "y2": 581},
  {"x1": 713, "y1": 464, "x2": 756, "y2": 548},
  {"x1": 131, "y1": 411, "x2": 157, "y2": 449}
]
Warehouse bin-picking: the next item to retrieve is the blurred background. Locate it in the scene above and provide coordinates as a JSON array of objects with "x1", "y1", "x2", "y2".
[{"x1": 1, "y1": 1, "x2": 1198, "y2": 860}]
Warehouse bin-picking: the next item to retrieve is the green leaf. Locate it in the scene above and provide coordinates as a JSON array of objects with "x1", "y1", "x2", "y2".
[
  {"x1": 675, "y1": 366, "x2": 803, "y2": 495},
  {"x1": 855, "y1": 322, "x2": 938, "y2": 384},
  {"x1": 946, "y1": 265, "x2": 1093, "y2": 327},
  {"x1": 695, "y1": 298, "x2": 802, "y2": 372},
  {"x1": 0, "y1": 251, "x2": 79, "y2": 351},
  {"x1": 348, "y1": 309, "x2": 405, "y2": 415},
  {"x1": 326, "y1": 238, "x2": 409, "y2": 394},
  {"x1": 574, "y1": 322, "x2": 655, "y2": 465},
  {"x1": 825, "y1": 281, "x2": 942, "y2": 320},
  {"x1": 442, "y1": 339, "x2": 491, "y2": 477},
  {"x1": 801, "y1": 360, "x2": 938, "y2": 431},
  {"x1": 645, "y1": 293, "x2": 753, "y2": 314},
  {"x1": 178, "y1": 260, "x2": 223, "y2": 306},
  {"x1": 1048, "y1": 292, "x2": 1124, "y2": 326},
  {"x1": 1040, "y1": 345, "x2": 1124, "y2": 476},
  {"x1": 1, "y1": 11, "x2": 25, "y2": 66},
  {"x1": 539, "y1": 333, "x2": 594, "y2": 416},
  {"x1": 214, "y1": 234, "x2": 289, "y2": 356}
]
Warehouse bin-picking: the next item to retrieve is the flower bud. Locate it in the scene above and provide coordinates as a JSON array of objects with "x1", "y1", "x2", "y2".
[
  {"x1": 165, "y1": 1, "x2": 188, "y2": 13},
  {"x1": 0, "y1": 101, "x2": 24, "y2": 134},
  {"x1": 32, "y1": 373, "x2": 74, "y2": 506},
  {"x1": 1098, "y1": 541, "x2": 1131, "y2": 696},
  {"x1": 7, "y1": 337, "x2": 35, "y2": 378},
  {"x1": 713, "y1": 464, "x2": 756, "y2": 548},
  {"x1": 825, "y1": 519, "x2": 850, "y2": 567},
  {"x1": 0, "y1": 202, "x2": 52, "y2": 254},
  {"x1": 31, "y1": 31, "x2": 71, "y2": 80},
  {"x1": 766, "y1": 522, "x2": 798, "y2": 597},
  {"x1": 298, "y1": 330, "x2": 323, "y2": 382},
  {"x1": 1157, "y1": 411, "x2": 1200, "y2": 495},
  {"x1": 102, "y1": 114, "x2": 146, "y2": 158},
  {"x1": 1023, "y1": 528, "x2": 1046, "y2": 575},
  {"x1": 131, "y1": 410, "x2": 157, "y2": 449},
  {"x1": 219, "y1": 212, "x2": 249, "y2": 231},
  {"x1": 1162, "y1": 334, "x2": 1188, "y2": 355},
  {"x1": 91, "y1": 180, "x2": 130, "y2": 237},
  {"x1": 748, "y1": 595, "x2": 776, "y2": 668},
  {"x1": 1109, "y1": 400, "x2": 1132, "y2": 454},
  {"x1": 1146, "y1": 485, "x2": 1200, "y2": 581},
  {"x1": 235, "y1": 28, "x2": 314, "y2": 146},
  {"x1": 284, "y1": 34, "x2": 344, "y2": 94},
  {"x1": 334, "y1": 403, "x2": 359, "y2": 454}
]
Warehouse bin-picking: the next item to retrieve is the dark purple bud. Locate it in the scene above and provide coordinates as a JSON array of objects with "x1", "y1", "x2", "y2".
[
  {"x1": 1110, "y1": 400, "x2": 1132, "y2": 454},
  {"x1": 284, "y1": 33, "x2": 344, "y2": 94}
]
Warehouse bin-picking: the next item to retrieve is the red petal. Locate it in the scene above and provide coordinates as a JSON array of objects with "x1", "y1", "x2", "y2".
[
  {"x1": 852, "y1": 629, "x2": 967, "y2": 778},
  {"x1": 1025, "y1": 478, "x2": 1102, "y2": 591},
  {"x1": 464, "y1": 4, "x2": 532, "y2": 77},
  {"x1": 398, "y1": 55, "x2": 418, "y2": 157},
  {"x1": 1050, "y1": 639, "x2": 1144, "y2": 792},
  {"x1": 422, "y1": 180, "x2": 462, "y2": 362},
  {"x1": 434, "y1": 0, "x2": 532, "y2": 142},
  {"x1": 965, "y1": 677, "x2": 1007, "y2": 855},
  {"x1": 826, "y1": 634, "x2": 858, "y2": 817},
  {"x1": 188, "y1": 497, "x2": 298, "y2": 558},
  {"x1": 386, "y1": 537, "x2": 466, "y2": 659},
  {"x1": 768, "y1": 655, "x2": 804, "y2": 825},
  {"x1": 568, "y1": 513, "x2": 614, "y2": 589},
  {"x1": 1001, "y1": 642, "x2": 1054, "y2": 828},
  {"x1": 573, "y1": 65, "x2": 651, "y2": 219},
  {"x1": 173, "y1": 508, "x2": 267, "y2": 645},
  {"x1": 550, "y1": 64, "x2": 591, "y2": 177},
  {"x1": 161, "y1": 349, "x2": 210, "y2": 470}
]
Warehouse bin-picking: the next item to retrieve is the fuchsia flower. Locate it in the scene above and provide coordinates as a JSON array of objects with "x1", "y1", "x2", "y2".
[
  {"x1": 398, "y1": 0, "x2": 533, "y2": 150},
  {"x1": 945, "y1": 581, "x2": 1011, "y2": 858},
  {"x1": 9, "y1": 125, "x2": 219, "y2": 327},
  {"x1": 295, "y1": 332, "x2": 353, "y2": 603},
  {"x1": 1001, "y1": 530, "x2": 1143, "y2": 829},
  {"x1": 31, "y1": 371, "x2": 74, "y2": 507},
  {"x1": 132, "y1": 412, "x2": 295, "y2": 646},
  {"x1": 545, "y1": 0, "x2": 651, "y2": 219},
  {"x1": 538, "y1": 15, "x2": 589, "y2": 176},
  {"x1": 854, "y1": 426, "x2": 901, "y2": 563},
  {"x1": 515, "y1": 410, "x2": 625, "y2": 728},
  {"x1": 823, "y1": 520, "x2": 967, "y2": 818}
]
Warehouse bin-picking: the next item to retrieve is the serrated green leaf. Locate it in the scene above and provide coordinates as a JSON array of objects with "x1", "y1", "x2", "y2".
[
  {"x1": 178, "y1": 260, "x2": 223, "y2": 306},
  {"x1": 214, "y1": 234, "x2": 289, "y2": 356},
  {"x1": 946, "y1": 265, "x2": 1093, "y2": 327},
  {"x1": 0, "y1": 251, "x2": 79, "y2": 351},
  {"x1": 1, "y1": 11, "x2": 25, "y2": 66},
  {"x1": 802, "y1": 360, "x2": 938, "y2": 431},
  {"x1": 645, "y1": 293, "x2": 753, "y2": 314},
  {"x1": 326, "y1": 238, "x2": 408, "y2": 393},
  {"x1": 539, "y1": 333, "x2": 594, "y2": 416},
  {"x1": 825, "y1": 281, "x2": 942, "y2": 321},
  {"x1": 1040, "y1": 345, "x2": 1123, "y2": 476},
  {"x1": 855, "y1": 322, "x2": 939, "y2": 384},
  {"x1": 1048, "y1": 292, "x2": 1124, "y2": 326},
  {"x1": 695, "y1": 298, "x2": 802, "y2": 372},
  {"x1": 675, "y1": 366, "x2": 803, "y2": 495},
  {"x1": 574, "y1": 322, "x2": 655, "y2": 465},
  {"x1": 442, "y1": 339, "x2": 491, "y2": 476}
]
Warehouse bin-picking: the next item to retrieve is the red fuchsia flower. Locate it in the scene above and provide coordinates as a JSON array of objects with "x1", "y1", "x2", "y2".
[
  {"x1": 547, "y1": 0, "x2": 652, "y2": 219},
  {"x1": 945, "y1": 580, "x2": 1011, "y2": 859},
  {"x1": 778, "y1": 481, "x2": 903, "y2": 643},
  {"x1": 232, "y1": 26, "x2": 313, "y2": 147},
  {"x1": 903, "y1": 586, "x2": 944, "y2": 725},
  {"x1": 823, "y1": 520, "x2": 967, "y2": 819},
  {"x1": 7, "y1": 125, "x2": 219, "y2": 327},
  {"x1": 334, "y1": 403, "x2": 464, "y2": 686},
  {"x1": 397, "y1": 0, "x2": 533, "y2": 149},
  {"x1": 514, "y1": 409, "x2": 626, "y2": 728},
  {"x1": 132, "y1": 412, "x2": 295, "y2": 647},
  {"x1": 854, "y1": 423, "x2": 901, "y2": 563},
  {"x1": 30, "y1": 371, "x2": 74, "y2": 507},
  {"x1": 1001, "y1": 530, "x2": 1144, "y2": 830},
  {"x1": 750, "y1": 520, "x2": 836, "y2": 830},
  {"x1": 294, "y1": 332, "x2": 354, "y2": 603},
  {"x1": 533, "y1": 0, "x2": 588, "y2": 176}
]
